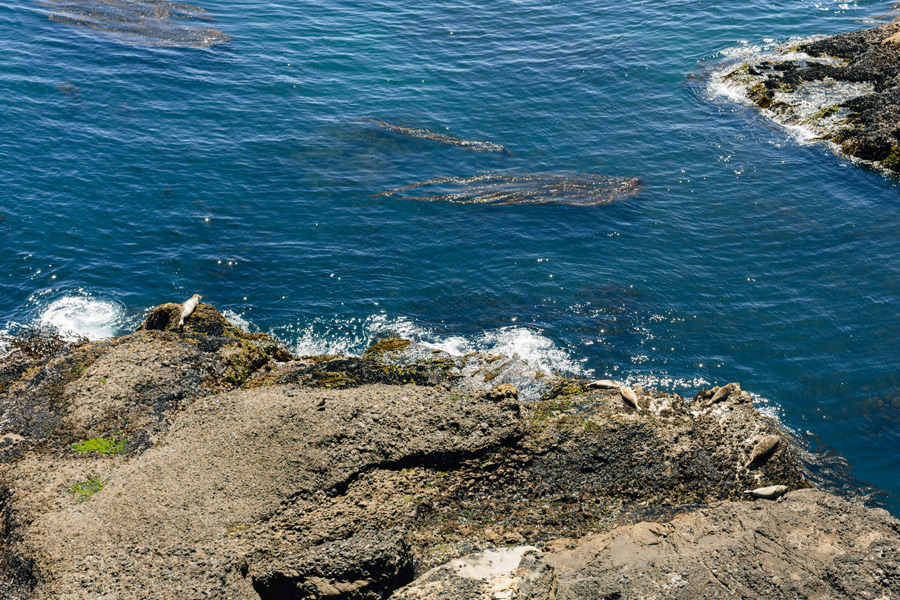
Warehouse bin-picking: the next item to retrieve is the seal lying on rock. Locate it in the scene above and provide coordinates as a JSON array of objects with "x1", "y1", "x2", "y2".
[
  {"x1": 587, "y1": 379, "x2": 619, "y2": 390},
  {"x1": 619, "y1": 385, "x2": 639, "y2": 408},
  {"x1": 178, "y1": 294, "x2": 202, "y2": 328},
  {"x1": 746, "y1": 435, "x2": 781, "y2": 469},
  {"x1": 745, "y1": 485, "x2": 788, "y2": 500},
  {"x1": 709, "y1": 382, "x2": 739, "y2": 404}
]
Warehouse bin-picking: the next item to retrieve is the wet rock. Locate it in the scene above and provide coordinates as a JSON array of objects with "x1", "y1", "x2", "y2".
[{"x1": 718, "y1": 22, "x2": 900, "y2": 173}]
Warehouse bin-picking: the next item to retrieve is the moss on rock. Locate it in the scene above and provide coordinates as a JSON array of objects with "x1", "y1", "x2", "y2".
[
  {"x1": 70, "y1": 478, "x2": 106, "y2": 504},
  {"x1": 71, "y1": 436, "x2": 126, "y2": 455}
]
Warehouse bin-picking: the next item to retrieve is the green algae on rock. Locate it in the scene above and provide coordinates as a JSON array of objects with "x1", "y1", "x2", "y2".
[
  {"x1": 69, "y1": 477, "x2": 106, "y2": 503},
  {"x1": 71, "y1": 436, "x2": 126, "y2": 455}
]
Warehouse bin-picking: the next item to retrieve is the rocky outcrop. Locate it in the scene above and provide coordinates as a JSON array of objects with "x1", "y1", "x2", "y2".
[
  {"x1": 394, "y1": 489, "x2": 900, "y2": 599},
  {"x1": 0, "y1": 302, "x2": 896, "y2": 599},
  {"x1": 717, "y1": 21, "x2": 900, "y2": 172}
]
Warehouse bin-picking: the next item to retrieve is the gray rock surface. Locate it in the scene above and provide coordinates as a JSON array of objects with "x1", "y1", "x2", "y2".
[{"x1": 393, "y1": 489, "x2": 900, "y2": 599}]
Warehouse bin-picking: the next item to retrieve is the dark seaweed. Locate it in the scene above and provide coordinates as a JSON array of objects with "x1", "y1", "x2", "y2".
[
  {"x1": 39, "y1": 0, "x2": 230, "y2": 47},
  {"x1": 361, "y1": 119, "x2": 510, "y2": 153},
  {"x1": 375, "y1": 172, "x2": 642, "y2": 206}
]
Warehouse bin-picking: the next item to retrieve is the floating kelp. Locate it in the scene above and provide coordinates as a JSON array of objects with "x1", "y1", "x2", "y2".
[
  {"x1": 375, "y1": 172, "x2": 641, "y2": 206},
  {"x1": 39, "y1": 0, "x2": 231, "y2": 47},
  {"x1": 360, "y1": 119, "x2": 510, "y2": 153}
]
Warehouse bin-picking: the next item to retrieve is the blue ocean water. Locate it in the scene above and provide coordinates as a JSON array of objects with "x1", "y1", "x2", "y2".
[{"x1": 1, "y1": 0, "x2": 899, "y2": 512}]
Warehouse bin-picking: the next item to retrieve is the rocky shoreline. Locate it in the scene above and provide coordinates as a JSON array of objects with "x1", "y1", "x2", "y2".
[
  {"x1": 0, "y1": 302, "x2": 897, "y2": 599},
  {"x1": 717, "y1": 21, "x2": 900, "y2": 173}
]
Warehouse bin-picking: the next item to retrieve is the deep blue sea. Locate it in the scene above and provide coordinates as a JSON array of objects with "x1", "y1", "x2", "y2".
[{"x1": 2, "y1": 0, "x2": 899, "y2": 513}]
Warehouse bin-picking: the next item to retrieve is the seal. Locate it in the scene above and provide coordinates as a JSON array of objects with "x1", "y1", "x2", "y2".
[
  {"x1": 744, "y1": 485, "x2": 788, "y2": 500},
  {"x1": 178, "y1": 294, "x2": 202, "y2": 328},
  {"x1": 709, "y1": 382, "x2": 739, "y2": 404},
  {"x1": 745, "y1": 435, "x2": 781, "y2": 469},
  {"x1": 588, "y1": 379, "x2": 620, "y2": 390},
  {"x1": 619, "y1": 386, "x2": 639, "y2": 408}
]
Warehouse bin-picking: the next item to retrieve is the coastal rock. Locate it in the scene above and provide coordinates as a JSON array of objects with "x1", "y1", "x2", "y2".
[
  {"x1": 12, "y1": 381, "x2": 521, "y2": 599},
  {"x1": 390, "y1": 546, "x2": 555, "y2": 600},
  {"x1": 718, "y1": 22, "x2": 900, "y2": 173},
  {"x1": 0, "y1": 302, "x2": 894, "y2": 599},
  {"x1": 405, "y1": 489, "x2": 900, "y2": 599}
]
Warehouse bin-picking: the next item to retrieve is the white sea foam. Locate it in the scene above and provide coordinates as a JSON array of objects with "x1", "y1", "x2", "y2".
[
  {"x1": 749, "y1": 391, "x2": 794, "y2": 431},
  {"x1": 222, "y1": 310, "x2": 253, "y2": 333},
  {"x1": 230, "y1": 310, "x2": 779, "y2": 404},
  {"x1": 270, "y1": 313, "x2": 591, "y2": 381},
  {"x1": 37, "y1": 295, "x2": 127, "y2": 341},
  {"x1": 422, "y1": 327, "x2": 589, "y2": 380}
]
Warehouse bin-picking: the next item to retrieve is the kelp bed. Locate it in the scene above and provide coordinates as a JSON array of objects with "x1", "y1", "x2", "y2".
[
  {"x1": 376, "y1": 172, "x2": 642, "y2": 206},
  {"x1": 39, "y1": 0, "x2": 230, "y2": 47},
  {"x1": 361, "y1": 119, "x2": 511, "y2": 154}
]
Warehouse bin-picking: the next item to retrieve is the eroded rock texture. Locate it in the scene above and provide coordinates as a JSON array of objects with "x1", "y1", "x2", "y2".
[{"x1": 0, "y1": 303, "x2": 895, "y2": 600}]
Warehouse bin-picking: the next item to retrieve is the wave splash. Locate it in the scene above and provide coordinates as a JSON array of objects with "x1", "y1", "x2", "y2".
[
  {"x1": 270, "y1": 313, "x2": 591, "y2": 400},
  {"x1": 35, "y1": 294, "x2": 128, "y2": 342}
]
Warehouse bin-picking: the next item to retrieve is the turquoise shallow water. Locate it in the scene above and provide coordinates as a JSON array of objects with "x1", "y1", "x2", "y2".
[{"x1": 2, "y1": 0, "x2": 899, "y2": 512}]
